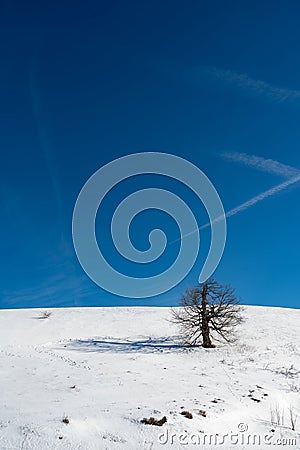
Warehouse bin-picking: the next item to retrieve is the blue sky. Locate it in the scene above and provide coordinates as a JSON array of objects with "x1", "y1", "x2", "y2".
[{"x1": 1, "y1": 0, "x2": 300, "y2": 309}]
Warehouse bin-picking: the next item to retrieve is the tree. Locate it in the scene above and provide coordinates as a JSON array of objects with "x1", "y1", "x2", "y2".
[{"x1": 171, "y1": 279, "x2": 243, "y2": 348}]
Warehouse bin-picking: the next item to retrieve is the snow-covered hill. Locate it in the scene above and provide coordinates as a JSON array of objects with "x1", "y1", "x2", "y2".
[{"x1": 0, "y1": 306, "x2": 299, "y2": 449}]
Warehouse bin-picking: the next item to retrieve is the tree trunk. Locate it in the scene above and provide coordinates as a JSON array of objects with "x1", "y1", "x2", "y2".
[{"x1": 201, "y1": 284, "x2": 214, "y2": 348}]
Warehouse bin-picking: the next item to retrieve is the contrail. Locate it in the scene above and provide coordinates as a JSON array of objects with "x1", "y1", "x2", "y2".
[
  {"x1": 172, "y1": 170, "x2": 300, "y2": 243},
  {"x1": 223, "y1": 152, "x2": 300, "y2": 179},
  {"x1": 200, "y1": 172, "x2": 300, "y2": 232},
  {"x1": 202, "y1": 67, "x2": 300, "y2": 103},
  {"x1": 29, "y1": 66, "x2": 64, "y2": 231}
]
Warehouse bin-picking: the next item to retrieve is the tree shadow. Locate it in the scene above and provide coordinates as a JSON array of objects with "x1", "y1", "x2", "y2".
[{"x1": 60, "y1": 336, "x2": 196, "y2": 354}]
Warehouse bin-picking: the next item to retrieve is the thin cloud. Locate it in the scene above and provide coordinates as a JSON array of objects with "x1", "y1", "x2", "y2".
[
  {"x1": 203, "y1": 67, "x2": 300, "y2": 103},
  {"x1": 223, "y1": 152, "x2": 300, "y2": 179}
]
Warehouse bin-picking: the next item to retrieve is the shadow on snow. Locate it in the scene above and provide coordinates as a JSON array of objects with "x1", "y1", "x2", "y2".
[{"x1": 60, "y1": 336, "x2": 197, "y2": 354}]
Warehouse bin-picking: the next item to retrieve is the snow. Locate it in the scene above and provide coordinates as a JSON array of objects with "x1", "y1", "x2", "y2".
[{"x1": 0, "y1": 306, "x2": 299, "y2": 449}]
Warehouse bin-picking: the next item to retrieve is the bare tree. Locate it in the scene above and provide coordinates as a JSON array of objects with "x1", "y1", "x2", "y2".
[{"x1": 171, "y1": 279, "x2": 243, "y2": 348}]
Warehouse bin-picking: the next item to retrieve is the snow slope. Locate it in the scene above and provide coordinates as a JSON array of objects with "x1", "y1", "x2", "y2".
[{"x1": 0, "y1": 306, "x2": 299, "y2": 449}]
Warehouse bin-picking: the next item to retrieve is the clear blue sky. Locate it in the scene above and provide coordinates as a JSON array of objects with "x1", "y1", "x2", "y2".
[{"x1": 1, "y1": 0, "x2": 300, "y2": 309}]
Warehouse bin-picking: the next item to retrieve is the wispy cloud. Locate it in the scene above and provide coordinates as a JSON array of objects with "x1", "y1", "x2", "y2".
[
  {"x1": 2, "y1": 269, "x2": 89, "y2": 309},
  {"x1": 223, "y1": 152, "x2": 300, "y2": 179},
  {"x1": 203, "y1": 67, "x2": 300, "y2": 103}
]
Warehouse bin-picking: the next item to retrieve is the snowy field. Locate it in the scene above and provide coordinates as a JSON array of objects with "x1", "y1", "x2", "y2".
[{"x1": 0, "y1": 306, "x2": 299, "y2": 449}]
